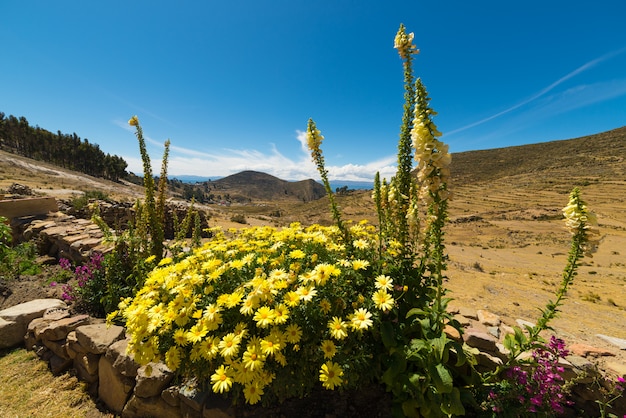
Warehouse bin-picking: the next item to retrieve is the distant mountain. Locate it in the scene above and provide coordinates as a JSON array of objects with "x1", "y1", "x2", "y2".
[
  {"x1": 451, "y1": 126, "x2": 626, "y2": 184},
  {"x1": 209, "y1": 170, "x2": 327, "y2": 202}
]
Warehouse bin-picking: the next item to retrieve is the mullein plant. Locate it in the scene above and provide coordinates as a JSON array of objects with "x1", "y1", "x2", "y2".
[{"x1": 481, "y1": 187, "x2": 601, "y2": 416}]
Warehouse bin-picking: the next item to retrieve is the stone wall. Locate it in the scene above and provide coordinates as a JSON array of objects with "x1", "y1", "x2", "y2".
[
  {"x1": 1, "y1": 299, "x2": 624, "y2": 417},
  {"x1": 7, "y1": 199, "x2": 212, "y2": 265}
]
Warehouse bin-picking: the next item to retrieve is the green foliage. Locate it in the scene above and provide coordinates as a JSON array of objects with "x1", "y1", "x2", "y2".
[
  {"x1": 0, "y1": 219, "x2": 41, "y2": 279},
  {"x1": 0, "y1": 242, "x2": 41, "y2": 280},
  {"x1": 69, "y1": 190, "x2": 110, "y2": 211},
  {"x1": 230, "y1": 214, "x2": 247, "y2": 224},
  {"x1": 0, "y1": 216, "x2": 11, "y2": 252}
]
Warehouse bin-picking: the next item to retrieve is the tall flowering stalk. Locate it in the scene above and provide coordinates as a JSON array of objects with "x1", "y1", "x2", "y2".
[
  {"x1": 306, "y1": 119, "x2": 349, "y2": 243},
  {"x1": 504, "y1": 187, "x2": 599, "y2": 358},
  {"x1": 486, "y1": 188, "x2": 600, "y2": 415},
  {"x1": 128, "y1": 115, "x2": 168, "y2": 261},
  {"x1": 391, "y1": 24, "x2": 418, "y2": 257}
]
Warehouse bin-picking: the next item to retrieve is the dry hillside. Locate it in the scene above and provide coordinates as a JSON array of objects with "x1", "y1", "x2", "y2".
[{"x1": 1, "y1": 127, "x2": 625, "y2": 366}]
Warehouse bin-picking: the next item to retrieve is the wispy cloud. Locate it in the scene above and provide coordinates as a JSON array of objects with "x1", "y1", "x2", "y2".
[
  {"x1": 446, "y1": 47, "x2": 626, "y2": 137},
  {"x1": 122, "y1": 129, "x2": 396, "y2": 182}
]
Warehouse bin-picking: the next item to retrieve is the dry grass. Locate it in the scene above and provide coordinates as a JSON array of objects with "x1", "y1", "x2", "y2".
[{"x1": 0, "y1": 348, "x2": 112, "y2": 417}]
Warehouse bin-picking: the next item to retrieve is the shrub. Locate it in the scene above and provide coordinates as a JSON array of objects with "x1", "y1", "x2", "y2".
[
  {"x1": 0, "y1": 218, "x2": 41, "y2": 279},
  {"x1": 58, "y1": 253, "x2": 107, "y2": 317}
]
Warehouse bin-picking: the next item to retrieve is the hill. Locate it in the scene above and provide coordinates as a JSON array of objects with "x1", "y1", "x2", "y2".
[
  {"x1": 451, "y1": 126, "x2": 626, "y2": 184},
  {"x1": 209, "y1": 170, "x2": 327, "y2": 203}
]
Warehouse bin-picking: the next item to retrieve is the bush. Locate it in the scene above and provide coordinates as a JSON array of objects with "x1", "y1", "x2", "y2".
[{"x1": 0, "y1": 218, "x2": 41, "y2": 279}]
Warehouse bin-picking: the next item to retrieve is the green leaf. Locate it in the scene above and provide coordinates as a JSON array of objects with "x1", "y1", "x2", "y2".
[
  {"x1": 430, "y1": 363, "x2": 453, "y2": 394},
  {"x1": 381, "y1": 320, "x2": 397, "y2": 348},
  {"x1": 401, "y1": 399, "x2": 420, "y2": 417},
  {"x1": 441, "y1": 387, "x2": 465, "y2": 416},
  {"x1": 382, "y1": 350, "x2": 407, "y2": 386},
  {"x1": 406, "y1": 307, "x2": 427, "y2": 318},
  {"x1": 431, "y1": 335, "x2": 447, "y2": 363}
]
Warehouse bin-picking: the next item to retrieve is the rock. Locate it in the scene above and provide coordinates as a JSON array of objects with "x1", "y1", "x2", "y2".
[
  {"x1": 107, "y1": 338, "x2": 140, "y2": 378},
  {"x1": 122, "y1": 394, "x2": 182, "y2": 418},
  {"x1": 563, "y1": 355, "x2": 597, "y2": 383},
  {"x1": 515, "y1": 319, "x2": 535, "y2": 330},
  {"x1": 0, "y1": 299, "x2": 67, "y2": 349},
  {"x1": 458, "y1": 307, "x2": 478, "y2": 320},
  {"x1": 486, "y1": 326, "x2": 500, "y2": 339},
  {"x1": 135, "y1": 362, "x2": 175, "y2": 398},
  {"x1": 42, "y1": 337, "x2": 69, "y2": 359},
  {"x1": 75, "y1": 323, "x2": 125, "y2": 354},
  {"x1": 74, "y1": 353, "x2": 100, "y2": 383},
  {"x1": 596, "y1": 334, "x2": 626, "y2": 350},
  {"x1": 65, "y1": 330, "x2": 87, "y2": 359},
  {"x1": 569, "y1": 343, "x2": 615, "y2": 358},
  {"x1": 42, "y1": 307, "x2": 70, "y2": 321},
  {"x1": 477, "y1": 309, "x2": 501, "y2": 327},
  {"x1": 463, "y1": 328, "x2": 498, "y2": 352},
  {"x1": 162, "y1": 386, "x2": 181, "y2": 408},
  {"x1": 474, "y1": 351, "x2": 503, "y2": 371},
  {"x1": 38, "y1": 314, "x2": 91, "y2": 341},
  {"x1": 452, "y1": 313, "x2": 471, "y2": 327},
  {"x1": 444, "y1": 324, "x2": 462, "y2": 341},
  {"x1": 7, "y1": 183, "x2": 33, "y2": 195},
  {"x1": 179, "y1": 381, "x2": 208, "y2": 414},
  {"x1": 49, "y1": 354, "x2": 73, "y2": 375},
  {"x1": 98, "y1": 355, "x2": 135, "y2": 414},
  {"x1": 605, "y1": 361, "x2": 626, "y2": 378}
]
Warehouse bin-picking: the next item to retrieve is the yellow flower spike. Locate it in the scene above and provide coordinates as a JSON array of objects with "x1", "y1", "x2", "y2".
[
  {"x1": 128, "y1": 115, "x2": 139, "y2": 126},
  {"x1": 393, "y1": 24, "x2": 418, "y2": 60}
]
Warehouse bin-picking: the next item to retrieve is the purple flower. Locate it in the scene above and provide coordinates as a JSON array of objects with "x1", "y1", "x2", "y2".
[{"x1": 59, "y1": 258, "x2": 72, "y2": 270}]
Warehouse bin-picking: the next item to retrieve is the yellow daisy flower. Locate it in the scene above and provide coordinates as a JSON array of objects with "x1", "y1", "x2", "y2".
[
  {"x1": 372, "y1": 289, "x2": 395, "y2": 312},
  {"x1": 320, "y1": 340, "x2": 337, "y2": 359},
  {"x1": 349, "y1": 308, "x2": 373, "y2": 330},
  {"x1": 284, "y1": 323, "x2": 303, "y2": 344},
  {"x1": 210, "y1": 365, "x2": 234, "y2": 393},
  {"x1": 328, "y1": 317, "x2": 348, "y2": 340},
  {"x1": 319, "y1": 361, "x2": 343, "y2": 390},
  {"x1": 243, "y1": 382, "x2": 264, "y2": 405},
  {"x1": 253, "y1": 306, "x2": 275, "y2": 328},
  {"x1": 374, "y1": 274, "x2": 393, "y2": 291},
  {"x1": 219, "y1": 333, "x2": 241, "y2": 358}
]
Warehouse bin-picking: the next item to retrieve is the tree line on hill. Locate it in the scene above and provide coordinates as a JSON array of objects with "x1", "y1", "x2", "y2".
[{"x1": 0, "y1": 112, "x2": 128, "y2": 182}]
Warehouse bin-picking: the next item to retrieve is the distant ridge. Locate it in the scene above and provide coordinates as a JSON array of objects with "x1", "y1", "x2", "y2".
[
  {"x1": 210, "y1": 170, "x2": 327, "y2": 202},
  {"x1": 451, "y1": 126, "x2": 626, "y2": 184}
]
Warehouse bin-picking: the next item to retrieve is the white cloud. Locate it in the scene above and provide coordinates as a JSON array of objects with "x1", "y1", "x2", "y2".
[{"x1": 123, "y1": 130, "x2": 397, "y2": 182}]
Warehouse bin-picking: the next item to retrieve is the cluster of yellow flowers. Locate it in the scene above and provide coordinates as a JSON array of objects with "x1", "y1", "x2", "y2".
[
  {"x1": 117, "y1": 222, "x2": 397, "y2": 404},
  {"x1": 393, "y1": 24, "x2": 418, "y2": 60},
  {"x1": 411, "y1": 79, "x2": 451, "y2": 204},
  {"x1": 562, "y1": 188, "x2": 600, "y2": 256}
]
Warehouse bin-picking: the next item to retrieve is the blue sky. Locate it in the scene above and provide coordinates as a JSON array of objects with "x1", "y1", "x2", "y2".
[{"x1": 2, "y1": 1, "x2": 626, "y2": 181}]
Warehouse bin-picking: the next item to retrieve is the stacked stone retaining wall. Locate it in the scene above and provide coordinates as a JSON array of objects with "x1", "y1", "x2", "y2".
[{"x1": 1, "y1": 299, "x2": 624, "y2": 417}]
